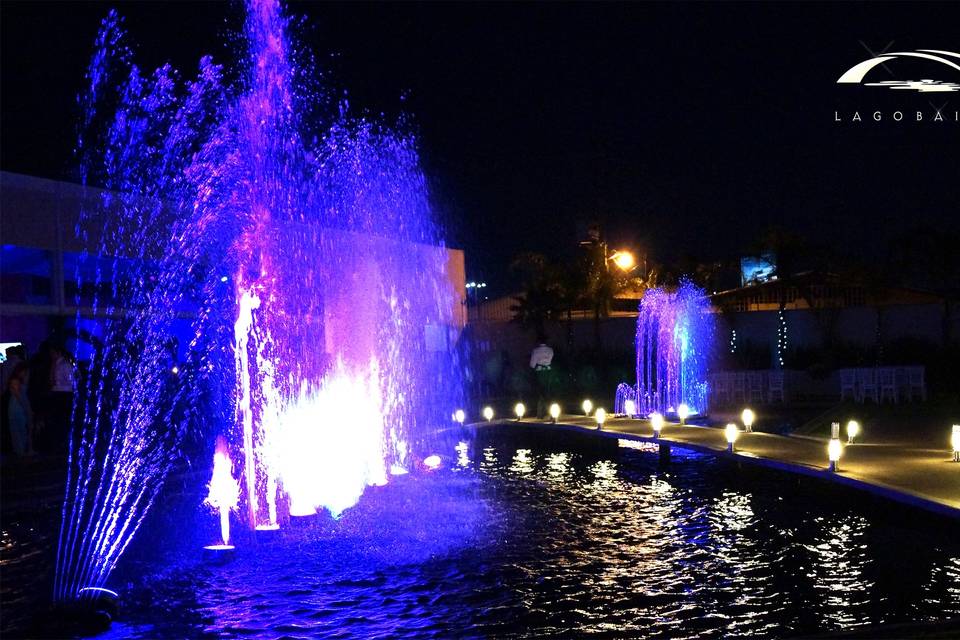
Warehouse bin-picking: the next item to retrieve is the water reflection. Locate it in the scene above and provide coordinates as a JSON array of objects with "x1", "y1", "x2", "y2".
[
  {"x1": 804, "y1": 515, "x2": 874, "y2": 627},
  {"x1": 510, "y1": 448, "x2": 535, "y2": 474}
]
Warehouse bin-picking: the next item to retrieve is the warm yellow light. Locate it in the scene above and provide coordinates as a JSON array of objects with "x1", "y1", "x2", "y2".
[
  {"x1": 725, "y1": 423, "x2": 739, "y2": 445},
  {"x1": 483, "y1": 406, "x2": 494, "y2": 422},
  {"x1": 651, "y1": 412, "x2": 664, "y2": 434},
  {"x1": 678, "y1": 403, "x2": 690, "y2": 423},
  {"x1": 846, "y1": 420, "x2": 860, "y2": 443},
  {"x1": 454, "y1": 409, "x2": 466, "y2": 424},
  {"x1": 514, "y1": 402, "x2": 526, "y2": 419},
  {"x1": 611, "y1": 250, "x2": 636, "y2": 271},
  {"x1": 582, "y1": 399, "x2": 593, "y2": 416},
  {"x1": 595, "y1": 408, "x2": 607, "y2": 426},
  {"x1": 828, "y1": 438, "x2": 843, "y2": 463},
  {"x1": 741, "y1": 408, "x2": 755, "y2": 431},
  {"x1": 952, "y1": 425, "x2": 960, "y2": 460},
  {"x1": 624, "y1": 399, "x2": 636, "y2": 417},
  {"x1": 549, "y1": 403, "x2": 561, "y2": 421}
]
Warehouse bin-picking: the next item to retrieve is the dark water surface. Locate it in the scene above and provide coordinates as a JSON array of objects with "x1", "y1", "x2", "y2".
[{"x1": 5, "y1": 425, "x2": 960, "y2": 638}]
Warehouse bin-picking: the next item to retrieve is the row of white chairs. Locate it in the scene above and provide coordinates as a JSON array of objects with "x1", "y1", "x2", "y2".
[
  {"x1": 839, "y1": 367, "x2": 926, "y2": 403},
  {"x1": 708, "y1": 371, "x2": 786, "y2": 406}
]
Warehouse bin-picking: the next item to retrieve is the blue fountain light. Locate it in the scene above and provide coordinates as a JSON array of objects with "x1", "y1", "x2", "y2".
[
  {"x1": 628, "y1": 281, "x2": 713, "y2": 417},
  {"x1": 55, "y1": 0, "x2": 464, "y2": 605}
]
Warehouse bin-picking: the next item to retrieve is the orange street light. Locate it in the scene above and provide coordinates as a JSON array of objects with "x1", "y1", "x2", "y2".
[{"x1": 610, "y1": 250, "x2": 636, "y2": 272}]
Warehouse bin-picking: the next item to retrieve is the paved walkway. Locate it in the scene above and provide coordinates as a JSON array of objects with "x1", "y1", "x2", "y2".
[{"x1": 511, "y1": 415, "x2": 960, "y2": 518}]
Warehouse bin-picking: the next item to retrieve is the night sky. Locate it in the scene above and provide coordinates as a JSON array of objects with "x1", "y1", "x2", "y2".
[{"x1": 3, "y1": 1, "x2": 959, "y2": 292}]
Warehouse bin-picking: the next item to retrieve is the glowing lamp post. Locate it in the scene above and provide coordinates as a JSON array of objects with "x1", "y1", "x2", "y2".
[
  {"x1": 454, "y1": 409, "x2": 466, "y2": 425},
  {"x1": 514, "y1": 402, "x2": 526, "y2": 421},
  {"x1": 483, "y1": 406, "x2": 495, "y2": 422},
  {"x1": 595, "y1": 408, "x2": 607, "y2": 430},
  {"x1": 678, "y1": 403, "x2": 690, "y2": 425},
  {"x1": 725, "y1": 423, "x2": 739, "y2": 452},
  {"x1": 651, "y1": 412, "x2": 664, "y2": 439},
  {"x1": 611, "y1": 250, "x2": 636, "y2": 271},
  {"x1": 828, "y1": 438, "x2": 843, "y2": 472},
  {"x1": 624, "y1": 399, "x2": 636, "y2": 418},
  {"x1": 952, "y1": 425, "x2": 960, "y2": 462},
  {"x1": 741, "y1": 408, "x2": 755, "y2": 433},
  {"x1": 846, "y1": 420, "x2": 860, "y2": 444},
  {"x1": 582, "y1": 399, "x2": 593, "y2": 416},
  {"x1": 549, "y1": 402, "x2": 561, "y2": 423}
]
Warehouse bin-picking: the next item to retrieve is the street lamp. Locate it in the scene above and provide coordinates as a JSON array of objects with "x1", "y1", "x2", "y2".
[
  {"x1": 651, "y1": 412, "x2": 664, "y2": 438},
  {"x1": 846, "y1": 420, "x2": 860, "y2": 444},
  {"x1": 595, "y1": 408, "x2": 607, "y2": 430},
  {"x1": 514, "y1": 402, "x2": 526, "y2": 421},
  {"x1": 828, "y1": 438, "x2": 843, "y2": 472},
  {"x1": 610, "y1": 250, "x2": 636, "y2": 272},
  {"x1": 582, "y1": 399, "x2": 593, "y2": 416},
  {"x1": 725, "y1": 423, "x2": 739, "y2": 452}
]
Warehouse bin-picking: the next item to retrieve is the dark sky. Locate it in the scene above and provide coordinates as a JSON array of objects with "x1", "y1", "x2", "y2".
[{"x1": 3, "y1": 1, "x2": 959, "y2": 292}]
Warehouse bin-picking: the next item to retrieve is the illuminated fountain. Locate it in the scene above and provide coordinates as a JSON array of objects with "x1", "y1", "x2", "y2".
[
  {"x1": 55, "y1": 0, "x2": 463, "y2": 611},
  {"x1": 626, "y1": 281, "x2": 713, "y2": 417}
]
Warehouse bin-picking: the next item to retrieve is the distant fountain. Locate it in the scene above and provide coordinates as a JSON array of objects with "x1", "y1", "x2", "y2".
[
  {"x1": 55, "y1": 0, "x2": 463, "y2": 607},
  {"x1": 630, "y1": 282, "x2": 712, "y2": 417}
]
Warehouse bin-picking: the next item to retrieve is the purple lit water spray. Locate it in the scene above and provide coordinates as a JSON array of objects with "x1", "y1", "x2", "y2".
[
  {"x1": 623, "y1": 282, "x2": 712, "y2": 417},
  {"x1": 56, "y1": 0, "x2": 464, "y2": 605}
]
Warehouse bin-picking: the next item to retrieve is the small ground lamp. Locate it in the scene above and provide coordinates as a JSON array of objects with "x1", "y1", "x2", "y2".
[
  {"x1": 725, "y1": 423, "x2": 739, "y2": 452},
  {"x1": 678, "y1": 403, "x2": 690, "y2": 425},
  {"x1": 828, "y1": 422, "x2": 842, "y2": 471},
  {"x1": 582, "y1": 399, "x2": 593, "y2": 416},
  {"x1": 454, "y1": 409, "x2": 466, "y2": 425},
  {"x1": 741, "y1": 408, "x2": 755, "y2": 433},
  {"x1": 651, "y1": 412, "x2": 664, "y2": 439},
  {"x1": 952, "y1": 425, "x2": 960, "y2": 462},
  {"x1": 549, "y1": 402, "x2": 561, "y2": 423},
  {"x1": 483, "y1": 406, "x2": 494, "y2": 422},
  {"x1": 624, "y1": 399, "x2": 636, "y2": 418},
  {"x1": 514, "y1": 402, "x2": 526, "y2": 421},
  {"x1": 595, "y1": 408, "x2": 607, "y2": 430},
  {"x1": 846, "y1": 420, "x2": 860, "y2": 444}
]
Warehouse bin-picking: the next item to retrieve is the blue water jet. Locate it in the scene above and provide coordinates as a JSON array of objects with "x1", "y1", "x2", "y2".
[{"x1": 55, "y1": 0, "x2": 464, "y2": 606}]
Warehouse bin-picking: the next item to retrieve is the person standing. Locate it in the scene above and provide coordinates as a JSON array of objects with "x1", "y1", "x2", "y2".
[
  {"x1": 6, "y1": 363, "x2": 35, "y2": 456},
  {"x1": 48, "y1": 345, "x2": 75, "y2": 451},
  {"x1": 529, "y1": 336, "x2": 554, "y2": 419}
]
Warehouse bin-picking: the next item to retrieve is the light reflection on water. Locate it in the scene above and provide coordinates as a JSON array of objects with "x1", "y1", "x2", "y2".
[{"x1": 4, "y1": 428, "x2": 958, "y2": 638}]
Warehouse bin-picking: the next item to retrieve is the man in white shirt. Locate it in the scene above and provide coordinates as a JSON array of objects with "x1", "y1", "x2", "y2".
[{"x1": 529, "y1": 338, "x2": 554, "y2": 418}]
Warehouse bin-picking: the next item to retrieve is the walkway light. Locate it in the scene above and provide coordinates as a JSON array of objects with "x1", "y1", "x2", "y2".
[
  {"x1": 828, "y1": 438, "x2": 843, "y2": 472},
  {"x1": 846, "y1": 420, "x2": 860, "y2": 444},
  {"x1": 624, "y1": 399, "x2": 636, "y2": 417},
  {"x1": 678, "y1": 403, "x2": 690, "y2": 424},
  {"x1": 582, "y1": 399, "x2": 593, "y2": 416},
  {"x1": 952, "y1": 425, "x2": 960, "y2": 462},
  {"x1": 514, "y1": 402, "x2": 526, "y2": 421},
  {"x1": 454, "y1": 409, "x2": 466, "y2": 425},
  {"x1": 741, "y1": 408, "x2": 755, "y2": 433},
  {"x1": 595, "y1": 408, "x2": 607, "y2": 430},
  {"x1": 483, "y1": 406, "x2": 494, "y2": 422},
  {"x1": 725, "y1": 423, "x2": 739, "y2": 452},
  {"x1": 651, "y1": 412, "x2": 664, "y2": 438},
  {"x1": 549, "y1": 403, "x2": 561, "y2": 423}
]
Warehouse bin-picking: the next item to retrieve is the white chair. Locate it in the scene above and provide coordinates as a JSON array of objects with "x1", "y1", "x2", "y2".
[
  {"x1": 839, "y1": 369, "x2": 857, "y2": 401},
  {"x1": 768, "y1": 370, "x2": 785, "y2": 403},
  {"x1": 857, "y1": 368, "x2": 878, "y2": 404},
  {"x1": 907, "y1": 367, "x2": 927, "y2": 401},
  {"x1": 747, "y1": 371, "x2": 765, "y2": 403},
  {"x1": 878, "y1": 367, "x2": 897, "y2": 404},
  {"x1": 732, "y1": 372, "x2": 746, "y2": 404}
]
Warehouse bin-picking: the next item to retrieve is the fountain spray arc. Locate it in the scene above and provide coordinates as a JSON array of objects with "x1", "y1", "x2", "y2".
[
  {"x1": 627, "y1": 282, "x2": 713, "y2": 417},
  {"x1": 56, "y1": 0, "x2": 464, "y2": 607}
]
